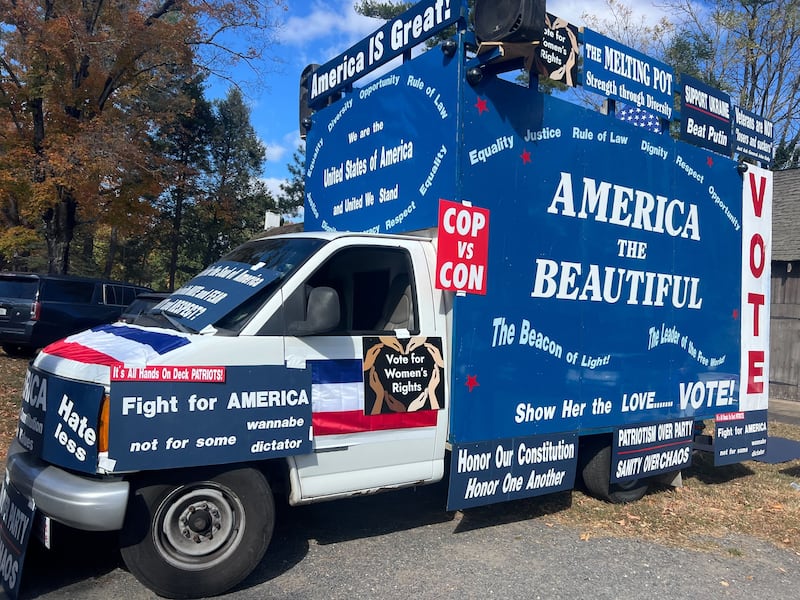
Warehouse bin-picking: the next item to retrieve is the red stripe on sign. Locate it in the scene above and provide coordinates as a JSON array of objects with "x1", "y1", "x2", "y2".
[
  {"x1": 42, "y1": 340, "x2": 120, "y2": 367},
  {"x1": 312, "y1": 410, "x2": 438, "y2": 435}
]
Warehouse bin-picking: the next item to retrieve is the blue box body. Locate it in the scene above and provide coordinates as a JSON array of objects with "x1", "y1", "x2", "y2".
[{"x1": 305, "y1": 41, "x2": 746, "y2": 447}]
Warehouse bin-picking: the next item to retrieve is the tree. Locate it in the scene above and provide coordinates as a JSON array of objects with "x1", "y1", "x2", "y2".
[
  {"x1": 355, "y1": 1, "x2": 414, "y2": 20},
  {"x1": 581, "y1": 0, "x2": 673, "y2": 59},
  {"x1": 661, "y1": 0, "x2": 800, "y2": 165},
  {"x1": 186, "y1": 87, "x2": 273, "y2": 275},
  {"x1": 0, "y1": 0, "x2": 285, "y2": 274},
  {"x1": 278, "y1": 144, "x2": 306, "y2": 217},
  {"x1": 154, "y1": 79, "x2": 216, "y2": 291}
]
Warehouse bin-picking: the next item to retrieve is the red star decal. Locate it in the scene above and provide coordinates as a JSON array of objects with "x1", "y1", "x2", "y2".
[
  {"x1": 475, "y1": 97, "x2": 489, "y2": 115},
  {"x1": 707, "y1": 156, "x2": 714, "y2": 167},
  {"x1": 465, "y1": 375, "x2": 479, "y2": 392},
  {"x1": 521, "y1": 149, "x2": 532, "y2": 164},
  {"x1": 732, "y1": 308, "x2": 739, "y2": 320}
]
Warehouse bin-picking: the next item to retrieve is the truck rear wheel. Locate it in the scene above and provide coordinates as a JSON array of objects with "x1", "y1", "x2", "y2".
[
  {"x1": 120, "y1": 466, "x2": 274, "y2": 598},
  {"x1": 580, "y1": 439, "x2": 649, "y2": 503}
]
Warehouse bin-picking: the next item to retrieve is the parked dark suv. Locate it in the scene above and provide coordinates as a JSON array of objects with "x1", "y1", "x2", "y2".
[
  {"x1": 0, "y1": 273, "x2": 151, "y2": 356},
  {"x1": 118, "y1": 291, "x2": 169, "y2": 324}
]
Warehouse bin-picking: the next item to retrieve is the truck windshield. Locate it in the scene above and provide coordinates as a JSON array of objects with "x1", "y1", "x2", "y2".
[{"x1": 150, "y1": 236, "x2": 326, "y2": 333}]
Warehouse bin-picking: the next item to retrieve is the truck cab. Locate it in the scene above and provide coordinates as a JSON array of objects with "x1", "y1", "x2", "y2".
[{"x1": 7, "y1": 231, "x2": 451, "y2": 598}]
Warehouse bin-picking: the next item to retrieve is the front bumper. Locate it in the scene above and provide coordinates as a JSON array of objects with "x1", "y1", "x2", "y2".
[{"x1": 6, "y1": 440, "x2": 129, "y2": 531}]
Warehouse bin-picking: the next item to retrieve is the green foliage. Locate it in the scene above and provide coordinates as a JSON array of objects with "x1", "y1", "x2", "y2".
[
  {"x1": 278, "y1": 144, "x2": 306, "y2": 217},
  {"x1": 354, "y1": 1, "x2": 415, "y2": 20},
  {"x1": 663, "y1": 30, "x2": 723, "y2": 89},
  {"x1": 660, "y1": 0, "x2": 800, "y2": 152},
  {"x1": 183, "y1": 87, "x2": 273, "y2": 282}
]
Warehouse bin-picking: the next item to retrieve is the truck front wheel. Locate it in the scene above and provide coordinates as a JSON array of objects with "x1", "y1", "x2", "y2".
[
  {"x1": 580, "y1": 439, "x2": 649, "y2": 504},
  {"x1": 120, "y1": 466, "x2": 274, "y2": 598}
]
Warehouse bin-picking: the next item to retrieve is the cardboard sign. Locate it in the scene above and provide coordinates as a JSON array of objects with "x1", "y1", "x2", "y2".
[
  {"x1": 447, "y1": 433, "x2": 578, "y2": 510},
  {"x1": 363, "y1": 336, "x2": 445, "y2": 414},
  {"x1": 680, "y1": 74, "x2": 732, "y2": 156},
  {"x1": 435, "y1": 200, "x2": 490, "y2": 295},
  {"x1": 109, "y1": 365, "x2": 313, "y2": 471},
  {"x1": 0, "y1": 475, "x2": 35, "y2": 599}
]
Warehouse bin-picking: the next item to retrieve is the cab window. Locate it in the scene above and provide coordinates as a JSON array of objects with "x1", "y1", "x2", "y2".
[{"x1": 260, "y1": 246, "x2": 417, "y2": 336}]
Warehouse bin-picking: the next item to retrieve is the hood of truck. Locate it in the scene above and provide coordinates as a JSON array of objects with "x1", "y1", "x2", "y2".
[
  {"x1": 33, "y1": 322, "x2": 195, "y2": 385},
  {"x1": 21, "y1": 323, "x2": 214, "y2": 474}
]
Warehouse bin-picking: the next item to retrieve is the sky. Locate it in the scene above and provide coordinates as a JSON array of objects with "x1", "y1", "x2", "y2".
[{"x1": 210, "y1": 0, "x2": 669, "y2": 197}]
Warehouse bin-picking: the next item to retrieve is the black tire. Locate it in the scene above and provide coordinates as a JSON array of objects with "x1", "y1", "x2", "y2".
[
  {"x1": 580, "y1": 440, "x2": 649, "y2": 504},
  {"x1": 120, "y1": 466, "x2": 274, "y2": 599},
  {"x1": 2, "y1": 344, "x2": 35, "y2": 358}
]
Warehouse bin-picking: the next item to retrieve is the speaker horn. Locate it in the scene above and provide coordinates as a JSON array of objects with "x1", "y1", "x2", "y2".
[{"x1": 474, "y1": 0, "x2": 546, "y2": 44}]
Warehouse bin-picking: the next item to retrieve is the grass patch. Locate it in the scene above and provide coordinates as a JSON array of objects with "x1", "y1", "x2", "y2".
[
  {"x1": 0, "y1": 353, "x2": 28, "y2": 460},
  {"x1": 2, "y1": 351, "x2": 799, "y2": 556}
]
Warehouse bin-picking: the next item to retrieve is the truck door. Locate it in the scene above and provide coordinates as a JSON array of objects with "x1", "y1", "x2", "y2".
[{"x1": 279, "y1": 238, "x2": 447, "y2": 502}]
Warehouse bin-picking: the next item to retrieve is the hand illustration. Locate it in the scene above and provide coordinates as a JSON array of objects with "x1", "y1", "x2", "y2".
[
  {"x1": 364, "y1": 343, "x2": 385, "y2": 371},
  {"x1": 385, "y1": 392, "x2": 407, "y2": 413},
  {"x1": 368, "y1": 367, "x2": 385, "y2": 415},
  {"x1": 406, "y1": 336, "x2": 426, "y2": 353},
  {"x1": 427, "y1": 366, "x2": 441, "y2": 410},
  {"x1": 379, "y1": 336, "x2": 405, "y2": 353},
  {"x1": 424, "y1": 342, "x2": 444, "y2": 368},
  {"x1": 407, "y1": 389, "x2": 429, "y2": 412}
]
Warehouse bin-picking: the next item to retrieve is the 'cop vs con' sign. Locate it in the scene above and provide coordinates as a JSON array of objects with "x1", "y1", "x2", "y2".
[{"x1": 435, "y1": 199, "x2": 490, "y2": 295}]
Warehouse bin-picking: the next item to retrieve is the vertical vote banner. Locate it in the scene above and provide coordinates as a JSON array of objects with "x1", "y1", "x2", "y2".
[
  {"x1": 716, "y1": 164, "x2": 772, "y2": 465},
  {"x1": 739, "y1": 166, "x2": 772, "y2": 411},
  {"x1": 436, "y1": 200, "x2": 490, "y2": 295}
]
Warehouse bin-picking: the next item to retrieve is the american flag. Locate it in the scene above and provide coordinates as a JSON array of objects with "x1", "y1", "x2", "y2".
[
  {"x1": 309, "y1": 359, "x2": 437, "y2": 435},
  {"x1": 617, "y1": 104, "x2": 662, "y2": 133}
]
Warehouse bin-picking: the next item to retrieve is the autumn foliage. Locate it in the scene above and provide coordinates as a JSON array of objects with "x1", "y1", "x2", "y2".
[{"x1": 0, "y1": 0, "x2": 284, "y2": 278}]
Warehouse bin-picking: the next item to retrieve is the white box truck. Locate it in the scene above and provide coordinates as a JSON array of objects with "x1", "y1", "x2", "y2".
[{"x1": 1, "y1": 1, "x2": 773, "y2": 597}]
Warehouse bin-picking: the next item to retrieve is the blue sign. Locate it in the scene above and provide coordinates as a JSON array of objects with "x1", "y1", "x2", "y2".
[
  {"x1": 305, "y1": 46, "x2": 459, "y2": 233},
  {"x1": 308, "y1": 0, "x2": 465, "y2": 107},
  {"x1": 303, "y1": 9, "x2": 764, "y2": 495},
  {"x1": 18, "y1": 366, "x2": 104, "y2": 474},
  {"x1": 109, "y1": 365, "x2": 312, "y2": 471},
  {"x1": 680, "y1": 74, "x2": 732, "y2": 156},
  {"x1": 715, "y1": 409, "x2": 768, "y2": 465},
  {"x1": 447, "y1": 432, "x2": 578, "y2": 510},
  {"x1": 582, "y1": 28, "x2": 674, "y2": 120},
  {"x1": 612, "y1": 419, "x2": 694, "y2": 482},
  {"x1": 447, "y1": 73, "x2": 742, "y2": 444},
  {"x1": 162, "y1": 260, "x2": 283, "y2": 332},
  {"x1": 733, "y1": 105, "x2": 774, "y2": 165},
  {"x1": 0, "y1": 477, "x2": 36, "y2": 599}
]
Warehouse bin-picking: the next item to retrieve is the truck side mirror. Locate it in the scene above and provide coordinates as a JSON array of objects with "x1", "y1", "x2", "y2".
[{"x1": 288, "y1": 286, "x2": 340, "y2": 336}]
